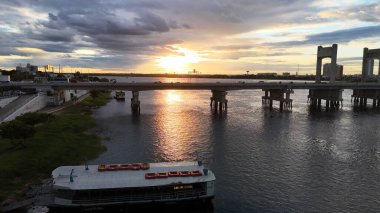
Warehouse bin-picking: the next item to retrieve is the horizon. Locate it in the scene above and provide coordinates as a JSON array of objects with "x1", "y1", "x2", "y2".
[{"x1": 0, "y1": 1, "x2": 379, "y2": 75}]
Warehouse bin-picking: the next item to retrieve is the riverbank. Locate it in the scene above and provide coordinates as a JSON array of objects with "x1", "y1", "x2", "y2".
[{"x1": 0, "y1": 91, "x2": 109, "y2": 203}]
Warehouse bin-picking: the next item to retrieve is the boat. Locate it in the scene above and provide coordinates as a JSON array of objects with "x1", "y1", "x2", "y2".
[
  {"x1": 114, "y1": 91, "x2": 125, "y2": 101},
  {"x1": 49, "y1": 161, "x2": 215, "y2": 209}
]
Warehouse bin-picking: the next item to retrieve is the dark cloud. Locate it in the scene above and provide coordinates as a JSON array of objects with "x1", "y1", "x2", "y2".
[
  {"x1": 0, "y1": 0, "x2": 377, "y2": 71},
  {"x1": 333, "y1": 3, "x2": 380, "y2": 23},
  {"x1": 219, "y1": 51, "x2": 301, "y2": 60},
  {"x1": 269, "y1": 25, "x2": 380, "y2": 47}
]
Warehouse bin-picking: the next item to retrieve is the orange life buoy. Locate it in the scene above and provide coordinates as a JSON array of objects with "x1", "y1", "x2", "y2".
[
  {"x1": 119, "y1": 164, "x2": 131, "y2": 170},
  {"x1": 131, "y1": 163, "x2": 141, "y2": 170},
  {"x1": 180, "y1": 171, "x2": 191, "y2": 177},
  {"x1": 168, "y1": 171, "x2": 181, "y2": 177},
  {"x1": 107, "y1": 164, "x2": 119, "y2": 171},
  {"x1": 145, "y1": 173, "x2": 157, "y2": 179},
  {"x1": 156, "y1": 172, "x2": 168, "y2": 178},
  {"x1": 190, "y1": 170, "x2": 202, "y2": 176}
]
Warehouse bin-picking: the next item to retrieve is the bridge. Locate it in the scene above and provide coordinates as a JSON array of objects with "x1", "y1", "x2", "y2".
[
  {"x1": 3, "y1": 81, "x2": 380, "y2": 113},
  {"x1": 6, "y1": 81, "x2": 380, "y2": 91},
  {"x1": 2, "y1": 44, "x2": 380, "y2": 114}
]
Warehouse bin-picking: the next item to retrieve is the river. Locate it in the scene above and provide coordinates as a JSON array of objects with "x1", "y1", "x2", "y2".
[{"x1": 89, "y1": 76, "x2": 380, "y2": 212}]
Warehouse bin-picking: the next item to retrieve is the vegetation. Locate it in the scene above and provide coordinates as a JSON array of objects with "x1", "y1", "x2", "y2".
[
  {"x1": 15, "y1": 113, "x2": 54, "y2": 126},
  {"x1": 0, "y1": 91, "x2": 109, "y2": 203},
  {"x1": 0, "y1": 120, "x2": 35, "y2": 148}
]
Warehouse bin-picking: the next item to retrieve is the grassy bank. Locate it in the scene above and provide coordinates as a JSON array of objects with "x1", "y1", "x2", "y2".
[{"x1": 0, "y1": 91, "x2": 109, "y2": 203}]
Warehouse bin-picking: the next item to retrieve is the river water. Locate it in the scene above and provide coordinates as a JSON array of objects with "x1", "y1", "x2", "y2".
[{"x1": 89, "y1": 77, "x2": 380, "y2": 213}]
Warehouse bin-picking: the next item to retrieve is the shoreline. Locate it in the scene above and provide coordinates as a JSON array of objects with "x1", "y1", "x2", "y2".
[{"x1": 0, "y1": 91, "x2": 109, "y2": 206}]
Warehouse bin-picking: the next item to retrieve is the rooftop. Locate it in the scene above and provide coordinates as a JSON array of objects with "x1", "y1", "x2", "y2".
[{"x1": 52, "y1": 161, "x2": 215, "y2": 190}]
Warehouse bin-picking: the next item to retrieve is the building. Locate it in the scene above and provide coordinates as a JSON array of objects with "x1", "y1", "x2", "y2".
[
  {"x1": 282, "y1": 72, "x2": 290, "y2": 76},
  {"x1": 16, "y1": 63, "x2": 38, "y2": 75},
  {"x1": 323, "y1": 63, "x2": 344, "y2": 79},
  {"x1": 0, "y1": 74, "x2": 10, "y2": 82}
]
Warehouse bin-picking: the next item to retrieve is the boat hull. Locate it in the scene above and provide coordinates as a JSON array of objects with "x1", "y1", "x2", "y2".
[{"x1": 48, "y1": 196, "x2": 214, "y2": 212}]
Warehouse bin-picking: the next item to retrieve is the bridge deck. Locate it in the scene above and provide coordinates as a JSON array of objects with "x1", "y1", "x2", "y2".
[{"x1": 3, "y1": 82, "x2": 380, "y2": 91}]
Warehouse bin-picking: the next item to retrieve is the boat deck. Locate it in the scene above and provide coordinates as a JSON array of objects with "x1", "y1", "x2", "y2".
[{"x1": 52, "y1": 162, "x2": 215, "y2": 190}]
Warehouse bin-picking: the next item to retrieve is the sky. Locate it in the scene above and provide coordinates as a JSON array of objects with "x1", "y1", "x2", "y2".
[{"x1": 0, "y1": 0, "x2": 379, "y2": 74}]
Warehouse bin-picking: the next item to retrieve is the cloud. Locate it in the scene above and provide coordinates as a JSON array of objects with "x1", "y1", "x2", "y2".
[
  {"x1": 269, "y1": 25, "x2": 380, "y2": 47},
  {"x1": 212, "y1": 44, "x2": 254, "y2": 50},
  {"x1": 0, "y1": 0, "x2": 378, "y2": 73}
]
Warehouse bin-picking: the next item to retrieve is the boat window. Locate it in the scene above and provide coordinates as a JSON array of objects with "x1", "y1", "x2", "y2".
[{"x1": 55, "y1": 189, "x2": 74, "y2": 199}]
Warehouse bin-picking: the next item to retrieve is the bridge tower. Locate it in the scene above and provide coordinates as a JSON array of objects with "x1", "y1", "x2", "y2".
[
  {"x1": 315, "y1": 44, "x2": 338, "y2": 83},
  {"x1": 130, "y1": 91, "x2": 140, "y2": 114},
  {"x1": 210, "y1": 90, "x2": 227, "y2": 114},
  {"x1": 309, "y1": 44, "x2": 343, "y2": 110},
  {"x1": 361, "y1": 48, "x2": 380, "y2": 82},
  {"x1": 351, "y1": 48, "x2": 380, "y2": 109}
]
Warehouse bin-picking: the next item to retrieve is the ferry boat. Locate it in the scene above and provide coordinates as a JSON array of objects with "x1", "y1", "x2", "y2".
[
  {"x1": 49, "y1": 161, "x2": 215, "y2": 209},
  {"x1": 114, "y1": 91, "x2": 125, "y2": 101}
]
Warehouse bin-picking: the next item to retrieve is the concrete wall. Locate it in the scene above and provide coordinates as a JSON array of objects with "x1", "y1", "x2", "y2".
[
  {"x1": 0, "y1": 96, "x2": 18, "y2": 108},
  {"x1": 3, "y1": 93, "x2": 48, "y2": 122},
  {"x1": 64, "y1": 89, "x2": 88, "y2": 102}
]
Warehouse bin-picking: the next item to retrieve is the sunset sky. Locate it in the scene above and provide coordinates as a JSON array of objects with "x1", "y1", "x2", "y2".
[{"x1": 0, "y1": 0, "x2": 379, "y2": 74}]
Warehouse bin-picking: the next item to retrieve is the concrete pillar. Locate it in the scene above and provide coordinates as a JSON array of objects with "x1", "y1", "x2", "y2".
[
  {"x1": 316, "y1": 46, "x2": 322, "y2": 83},
  {"x1": 211, "y1": 90, "x2": 227, "y2": 114},
  {"x1": 362, "y1": 48, "x2": 369, "y2": 82},
  {"x1": 329, "y1": 44, "x2": 338, "y2": 83},
  {"x1": 378, "y1": 60, "x2": 380, "y2": 83},
  {"x1": 131, "y1": 91, "x2": 140, "y2": 114}
]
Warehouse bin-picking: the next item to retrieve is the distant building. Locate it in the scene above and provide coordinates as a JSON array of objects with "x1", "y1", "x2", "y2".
[
  {"x1": 0, "y1": 74, "x2": 10, "y2": 82},
  {"x1": 282, "y1": 72, "x2": 290, "y2": 76},
  {"x1": 16, "y1": 63, "x2": 38, "y2": 75},
  {"x1": 257, "y1": 73, "x2": 277, "y2": 76},
  {"x1": 323, "y1": 63, "x2": 343, "y2": 79},
  {"x1": 44, "y1": 65, "x2": 55, "y2": 72}
]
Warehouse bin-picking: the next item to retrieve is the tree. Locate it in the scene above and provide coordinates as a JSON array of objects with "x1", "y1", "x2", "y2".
[{"x1": 0, "y1": 120, "x2": 35, "y2": 148}]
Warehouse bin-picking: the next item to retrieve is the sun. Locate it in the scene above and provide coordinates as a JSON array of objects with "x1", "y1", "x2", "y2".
[{"x1": 157, "y1": 47, "x2": 202, "y2": 73}]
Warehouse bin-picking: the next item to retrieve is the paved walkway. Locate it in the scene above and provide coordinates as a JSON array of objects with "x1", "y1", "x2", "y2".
[{"x1": 38, "y1": 93, "x2": 90, "y2": 114}]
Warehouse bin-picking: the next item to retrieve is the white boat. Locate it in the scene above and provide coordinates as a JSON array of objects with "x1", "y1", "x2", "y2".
[
  {"x1": 114, "y1": 91, "x2": 125, "y2": 100},
  {"x1": 50, "y1": 161, "x2": 215, "y2": 208}
]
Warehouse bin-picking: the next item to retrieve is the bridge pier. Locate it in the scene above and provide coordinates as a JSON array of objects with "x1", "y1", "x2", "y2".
[
  {"x1": 262, "y1": 89, "x2": 293, "y2": 111},
  {"x1": 47, "y1": 89, "x2": 65, "y2": 106},
  {"x1": 210, "y1": 90, "x2": 227, "y2": 114},
  {"x1": 308, "y1": 89, "x2": 343, "y2": 110},
  {"x1": 351, "y1": 89, "x2": 380, "y2": 109},
  {"x1": 130, "y1": 91, "x2": 140, "y2": 114}
]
